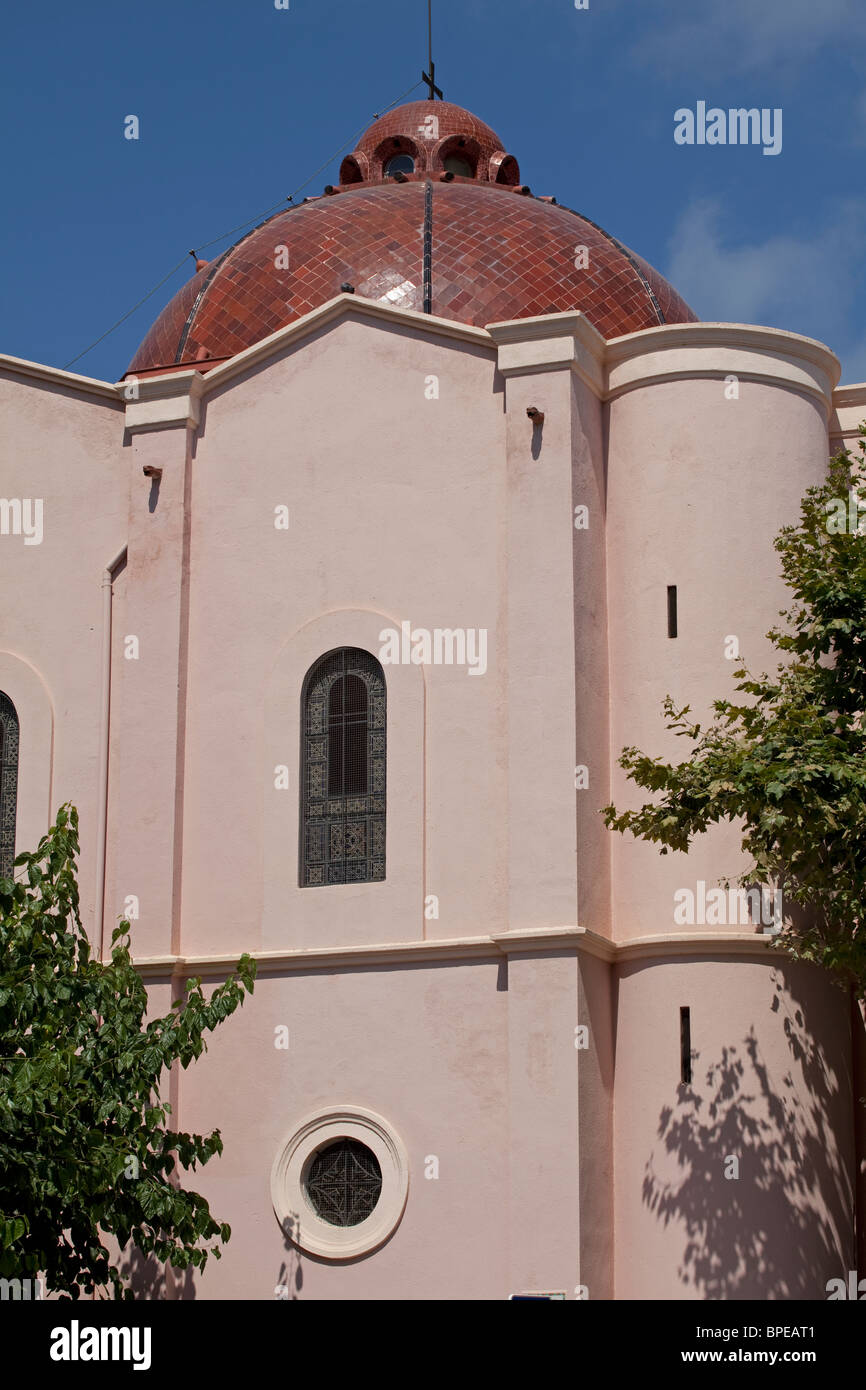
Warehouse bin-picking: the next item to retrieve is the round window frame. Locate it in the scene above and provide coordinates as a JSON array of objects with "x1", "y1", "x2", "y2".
[{"x1": 271, "y1": 1106, "x2": 409, "y2": 1260}]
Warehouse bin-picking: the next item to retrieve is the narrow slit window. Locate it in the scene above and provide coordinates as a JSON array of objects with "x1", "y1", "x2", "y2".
[
  {"x1": 667, "y1": 585, "x2": 678, "y2": 638},
  {"x1": 680, "y1": 1006, "x2": 692, "y2": 1084}
]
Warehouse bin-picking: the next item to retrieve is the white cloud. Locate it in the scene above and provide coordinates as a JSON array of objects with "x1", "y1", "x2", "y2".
[
  {"x1": 632, "y1": 0, "x2": 866, "y2": 76},
  {"x1": 666, "y1": 197, "x2": 866, "y2": 381}
]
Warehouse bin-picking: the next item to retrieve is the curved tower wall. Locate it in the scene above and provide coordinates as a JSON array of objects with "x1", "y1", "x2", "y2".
[
  {"x1": 613, "y1": 952, "x2": 855, "y2": 1300},
  {"x1": 605, "y1": 326, "x2": 855, "y2": 1299},
  {"x1": 606, "y1": 326, "x2": 838, "y2": 943}
]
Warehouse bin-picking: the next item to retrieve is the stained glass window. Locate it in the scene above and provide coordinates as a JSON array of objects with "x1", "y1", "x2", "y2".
[
  {"x1": 0, "y1": 692, "x2": 19, "y2": 880},
  {"x1": 300, "y1": 648, "x2": 385, "y2": 886},
  {"x1": 304, "y1": 1139, "x2": 383, "y2": 1226}
]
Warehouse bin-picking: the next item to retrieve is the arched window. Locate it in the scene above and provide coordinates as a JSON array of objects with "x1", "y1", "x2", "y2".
[
  {"x1": 374, "y1": 136, "x2": 419, "y2": 181},
  {"x1": 384, "y1": 153, "x2": 415, "y2": 177},
  {"x1": 300, "y1": 649, "x2": 385, "y2": 886},
  {"x1": 0, "y1": 692, "x2": 20, "y2": 880}
]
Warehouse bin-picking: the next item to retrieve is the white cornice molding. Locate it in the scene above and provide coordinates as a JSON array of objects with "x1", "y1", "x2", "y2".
[
  {"x1": 12, "y1": 310, "x2": 839, "y2": 423},
  {"x1": 830, "y1": 382, "x2": 866, "y2": 439},
  {"x1": 605, "y1": 322, "x2": 840, "y2": 409},
  {"x1": 490, "y1": 925, "x2": 601, "y2": 955},
  {"x1": 134, "y1": 934, "x2": 506, "y2": 977},
  {"x1": 483, "y1": 318, "x2": 840, "y2": 409},
  {"x1": 124, "y1": 369, "x2": 205, "y2": 433},
  {"x1": 118, "y1": 295, "x2": 492, "y2": 425},
  {"x1": 487, "y1": 311, "x2": 606, "y2": 397},
  {"x1": 131, "y1": 926, "x2": 783, "y2": 977},
  {"x1": 832, "y1": 383, "x2": 866, "y2": 407},
  {"x1": 0, "y1": 353, "x2": 123, "y2": 403},
  {"x1": 614, "y1": 931, "x2": 782, "y2": 964},
  {"x1": 607, "y1": 321, "x2": 839, "y2": 370},
  {"x1": 199, "y1": 293, "x2": 493, "y2": 393}
]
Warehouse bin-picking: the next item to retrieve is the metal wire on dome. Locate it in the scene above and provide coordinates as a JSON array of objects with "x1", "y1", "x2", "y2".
[{"x1": 62, "y1": 78, "x2": 427, "y2": 369}]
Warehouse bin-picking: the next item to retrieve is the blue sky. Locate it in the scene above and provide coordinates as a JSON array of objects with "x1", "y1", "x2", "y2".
[{"x1": 2, "y1": 0, "x2": 865, "y2": 383}]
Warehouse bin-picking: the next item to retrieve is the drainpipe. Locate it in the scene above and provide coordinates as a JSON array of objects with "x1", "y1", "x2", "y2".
[{"x1": 96, "y1": 546, "x2": 127, "y2": 961}]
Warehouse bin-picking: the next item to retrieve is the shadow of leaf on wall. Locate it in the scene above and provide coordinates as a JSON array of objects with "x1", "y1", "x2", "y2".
[
  {"x1": 642, "y1": 973, "x2": 852, "y2": 1299},
  {"x1": 275, "y1": 1212, "x2": 304, "y2": 1301},
  {"x1": 117, "y1": 1249, "x2": 196, "y2": 1301}
]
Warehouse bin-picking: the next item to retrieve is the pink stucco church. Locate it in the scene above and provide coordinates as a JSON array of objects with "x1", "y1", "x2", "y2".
[{"x1": 2, "y1": 98, "x2": 864, "y2": 1299}]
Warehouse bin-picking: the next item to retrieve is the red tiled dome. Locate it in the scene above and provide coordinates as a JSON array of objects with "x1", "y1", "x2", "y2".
[{"x1": 127, "y1": 101, "x2": 696, "y2": 376}]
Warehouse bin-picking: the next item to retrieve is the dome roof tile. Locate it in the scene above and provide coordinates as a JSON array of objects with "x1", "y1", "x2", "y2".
[{"x1": 126, "y1": 101, "x2": 696, "y2": 376}]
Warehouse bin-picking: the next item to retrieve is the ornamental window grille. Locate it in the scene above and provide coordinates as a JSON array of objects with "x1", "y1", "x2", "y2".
[
  {"x1": 304, "y1": 1138, "x2": 383, "y2": 1227},
  {"x1": 300, "y1": 648, "x2": 385, "y2": 886},
  {"x1": 0, "y1": 692, "x2": 20, "y2": 880}
]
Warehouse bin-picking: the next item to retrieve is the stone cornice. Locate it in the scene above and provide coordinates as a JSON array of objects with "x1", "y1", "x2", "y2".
[
  {"x1": 200, "y1": 292, "x2": 493, "y2": 393},
  {"x1": 830, "y1": 382, "x2": 866, "y2": 440},
  {"x1": 606, "y1": 321, "x2": 839, "y2": 372},
  {"x1": 131, "y1": 926, "x2": 783, "y2": 978},
  {"x1": 487, "y1": 312, "x2": 606, "y2": 397},
  {"x1": 605, "y1": 322, "x2": 840, "y2": 409},
  {"x1": 614, "y1": 931, "x2": 782, "y2": 964},
  {"x1": 7, "y1": 307, "x2": 843, "y2": 424},
  {"x1": 120, "y1": 296, "x2": 491, "y2": 429},
  {"x1": 491, "y1": 925, "x2": 598, "y2": 955},
  {"x1": 832, "y1": 383, "x2": 866, "y2": 408},
  {"x1": 485, "y1": 317, "x2": 840, "y2": 409},
  {"x1": 123, "y1": 369, "x2": 205, "y2": 433},
  {"x1": 0, "y1": 353, "x2": 123, "y2": 403},
  {"x1": 134, "y1": 934, "x2": 510, "y2": 978}
]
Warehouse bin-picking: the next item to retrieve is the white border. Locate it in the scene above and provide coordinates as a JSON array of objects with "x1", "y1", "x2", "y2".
[
  {"x1": 270, "y1": 1106, "x2": 409, "y2": 1260},
  {"x1": 133, "y1": 925, "x2": 787, "y2": 978}
]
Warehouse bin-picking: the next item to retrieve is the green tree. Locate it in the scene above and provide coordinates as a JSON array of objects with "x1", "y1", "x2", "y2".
[
  {"x1": 0, "y1": 804, "x2": 256, "y2": 1298},
  {"x1": 602, "y1": 431, "x2": 866, "y2": 998}
]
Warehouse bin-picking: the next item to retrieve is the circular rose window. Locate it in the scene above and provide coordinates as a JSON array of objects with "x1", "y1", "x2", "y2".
[
  {"x1": 303, "y1": 1138, "x2": 383, "y2": 1226},
  {"x1": 271, "y1": 1107, "x2": 409, "y2": 1260}
]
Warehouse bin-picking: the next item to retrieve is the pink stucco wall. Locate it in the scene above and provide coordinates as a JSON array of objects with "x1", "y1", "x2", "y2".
[
  {"x1": 0, "y1": 367, "x2": 126, "y2": 930},
  {"x1": 607, "y1": 373, "x2": 832, "y2": 942},
  {"x1": 0, "y1": 306, "x2": 859, "y2": 1300},
  {"x1": 613, "y1": 956, "x2": 854, "y2": 1299}
]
